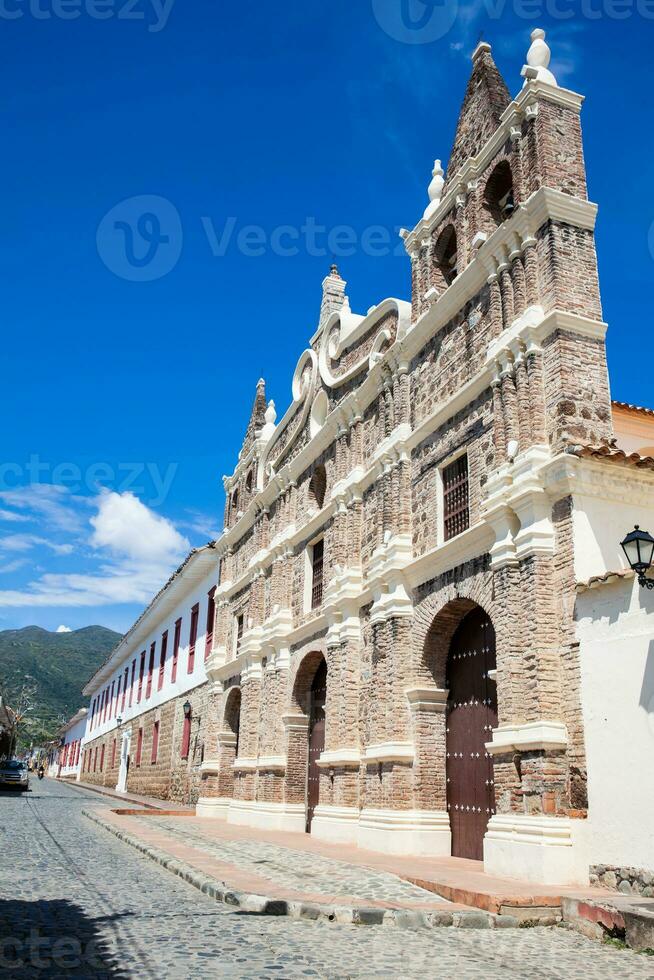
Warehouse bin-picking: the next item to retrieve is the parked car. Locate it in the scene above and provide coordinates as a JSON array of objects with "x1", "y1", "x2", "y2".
[{"x1": 0, "y1": 759, "x2": 29, "y2": 791}]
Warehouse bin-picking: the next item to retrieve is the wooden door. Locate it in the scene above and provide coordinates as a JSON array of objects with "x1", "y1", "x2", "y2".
[
  {"x1": 446, "y1": 607, "x2": 497, "y2": 861},
  {"x1": 306, "y1": 659, "x2": 327, "y2": 832}
]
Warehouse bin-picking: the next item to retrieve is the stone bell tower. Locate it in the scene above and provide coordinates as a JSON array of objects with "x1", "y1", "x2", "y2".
[{"x1": 402, "y1": 28, "x2": 612, "y2": 883}]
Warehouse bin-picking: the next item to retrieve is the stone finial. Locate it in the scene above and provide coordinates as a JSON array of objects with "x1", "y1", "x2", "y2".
[
  {"x1": 521, "y1": 28, "x2": 558, "y2": 88},
  {"x1": 423, "y1": 159, "x2": 444, "y2": 221},
  {"x1": 265, "y1": 399, "x2": 276, "y2": 426},
  {"x1": 319, "y1": 263, "x2": 347, "y2": 329}
]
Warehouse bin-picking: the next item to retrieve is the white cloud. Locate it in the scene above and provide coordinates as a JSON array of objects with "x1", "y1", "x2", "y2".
[
  {"x1": 56, "y1": 624, "x2": 72, "y2": 633},
  {"x1": 0, "y1": 490, "x2": 191, "y2": 610},
  {"x1": 0, "y1": 509, "x2": 30, "y2": 523},
  {"x1": 90, "y1": 491, "x2": 189, "y2": 563},
  {"x1": 0, "y1": 534, "x2": 73, "y2": 555},
  {"x1": 0, "y1": 485, "x2": 85, "y2": 534},
  {"x1": 0, "y1": 559, "x2": 29, "y2": 575}
]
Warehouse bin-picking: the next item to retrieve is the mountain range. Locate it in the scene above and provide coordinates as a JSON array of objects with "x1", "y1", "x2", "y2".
[{"x1": 0, "y1": 625, "x2": 121, "y2": 745}]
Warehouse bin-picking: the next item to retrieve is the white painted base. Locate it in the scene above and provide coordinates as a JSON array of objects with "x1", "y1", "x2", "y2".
[
  {"x1": 357, "y1": 808, "x2": 451, "y2": 857},
  {"x1": 483, "y1": 814, "x2": 589, "y2": 886},
  {"x1": 227, "y1": 799, "x2": 307, "y2": 833},
  {"x1": 196, "y1": 796, "x2": 230, "y2": 819},
  {"x1": 310, "y1": 805, "x2": 359, "y2": 844}
]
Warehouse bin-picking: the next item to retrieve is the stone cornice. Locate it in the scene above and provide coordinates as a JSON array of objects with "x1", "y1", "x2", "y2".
[{"x1": 486, "y1": 720, "x2": 568, "y2": 755}]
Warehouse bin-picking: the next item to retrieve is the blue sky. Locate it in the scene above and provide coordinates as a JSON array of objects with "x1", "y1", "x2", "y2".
[{"x1": 1, "y1": 1, "x2": 652, "y2": 634}]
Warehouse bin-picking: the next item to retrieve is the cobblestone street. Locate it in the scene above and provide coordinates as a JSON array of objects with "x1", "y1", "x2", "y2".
[{"x1": 1, "y1": 779, "x2": 652, "y2": 979}]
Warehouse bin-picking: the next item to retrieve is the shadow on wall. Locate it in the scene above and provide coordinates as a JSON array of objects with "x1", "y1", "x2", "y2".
[
  {"x1": 640, "y1": 636, "x2": 654, "y2": 720},
  {"x1": 0, "y1": 899, "x2": 131, "y2": 977}
]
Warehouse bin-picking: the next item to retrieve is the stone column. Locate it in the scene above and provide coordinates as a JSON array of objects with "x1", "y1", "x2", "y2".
[
  {"x1": 513, "y1": 346, "x2": 532, "y2": 453},
  {"x1": 500, "y1": 358, "x2": 519, "y2": 449},
  {"x1": 522, "y1": 236, "x2": 540, "y2": 307},
  {"x1": 488, "y1": 270, "x2": 503, "y2": 339},
  {"x1": 498, "y1": 259, "x2": 515, "y2": 328},
  {"x1": 491, "y1": 372, "x2": 507, "y2": 462}
]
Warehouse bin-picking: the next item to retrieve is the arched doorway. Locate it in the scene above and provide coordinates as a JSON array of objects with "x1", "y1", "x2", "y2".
[
  {"x1": 446, "y1": 606, "x2": 497, "y2": 860},
  {"x1": 224, "y1": 687, "x2": 241, "y2": 759},
  {"x1": 306, "y1": 659, "x2": 327, "y2": 832}
]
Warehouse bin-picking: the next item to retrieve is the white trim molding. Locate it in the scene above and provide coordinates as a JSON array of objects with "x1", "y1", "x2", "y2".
[
  {"x1": 358, "y1": 808, "x2": 451, "y2": 857},
  {"x1": 486, "y1": 720, "x2": 569, "y2": 755},
  {"x1": 405, "y1": 687, "x2": 448, "y2": 712},
  {"x1": 484, "y1": 814, "x2": 588, "y2": 886},
  {"x1": 227, "y1": 799, "x2": 306, "y2": 833},
  {"x1": 316, "y1": 748, "x2": 361, "y2": 769},
  {"x1": 363, "y1": 741, "x2": 415, "y2": 764},
  {"x1": 310, "y1": 805, "x2": 360, "y2": 844}
]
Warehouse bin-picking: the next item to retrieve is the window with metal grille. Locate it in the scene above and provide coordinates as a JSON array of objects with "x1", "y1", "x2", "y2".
[
  {"x1": 443, "y1": 454, "x2": 470, "y2": 541},
  {"x1": 136, "y1": 727, "x2": 143, "y2": 767},
  {"x1": 311, "y1": 539, "x2": 324, "y2": 609},
  {"x1": 235, "y1": 613, "x2": 244, "y2": 654}
]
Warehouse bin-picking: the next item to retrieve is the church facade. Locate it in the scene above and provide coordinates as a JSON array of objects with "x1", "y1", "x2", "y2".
[{"x1": 79, "y1": 30, "x2": 654, "y2": 888}]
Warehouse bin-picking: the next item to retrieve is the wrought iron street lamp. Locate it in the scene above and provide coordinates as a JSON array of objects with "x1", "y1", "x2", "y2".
[
  {"x1": 183, "y1": 700, "x2": 192, "y2": 719},
  {"x1": 116, "y1": 715, "x2": 122, "y2": 728},
  {"x1": 621, "y1": 525, "x2": 654, "y2": 589}
]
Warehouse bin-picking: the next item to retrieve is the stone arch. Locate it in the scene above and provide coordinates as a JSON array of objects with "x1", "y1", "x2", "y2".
[
  {"x1": 284, "y1": 647, "x2": 328, "y2": 820},
  {"x1": 423, "y1": 596, "x2": 490, "y2": 688},
  {"x1": 290, "y1": 648, "x2": 327, "y2": 715},
  {"x1": 411, "y1": 560, "x2": 497, "y2": 688},
  {"x1": 214, "y1": 685, "x2": 241, "y2": 801},
  {"x1": 308, "y1": 464, "x2": 327, "y2": 511},
  {"x1": 482, "y1": 159, "x2": 514, "y2": 231},
  {"x1": 433, "y1": 222, "x2": 458, "y2": 289},
  {"x1": 223, "y1": 686, "x2": 241, "y2": 750}
]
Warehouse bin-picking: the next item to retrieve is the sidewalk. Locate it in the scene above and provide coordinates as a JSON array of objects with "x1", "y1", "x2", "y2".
[
  {"x1": 84, "y1": 806, "x2": 492, "y2": 930},
  {"x1": 68, "y1": 777, "x2": 194, "y2": 812},
  {"x1": 80, "y1": 792, "x2": 654, "y2": 944}
]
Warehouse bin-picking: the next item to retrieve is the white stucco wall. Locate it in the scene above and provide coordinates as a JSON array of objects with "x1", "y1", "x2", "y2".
[
  {"x1": 575, "y1": 575, "x2": 654, "y2": 870},
  {"x1": 572, "y1": 489, "x2": 654, "y2": 584},
  {"x1": 82, "y1": 562, "x2": 219, "y2": 745},
  {"x1": 58, "y1": 712, "x2": 88, "y2": 777}
]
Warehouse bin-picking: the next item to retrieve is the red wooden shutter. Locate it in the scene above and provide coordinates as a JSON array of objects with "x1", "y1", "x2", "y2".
[
  {"x1": 188, "y1": 604, "x2": 199, "y2": 673},
  {"x1": 443, "y1": 454, "x2": 470, "y2": 541},
  {"x1": 109, "y1": 681, "x2": 115, "y2": 718},
  {"x1": 181, "y1": 713, "x2": 191, "y2": 759},
  {"x1": 100, "y1": 744, "x2": 105, "y2": 772},
  {"x1": 158, "y1": 631, "x2": 168, "y2": 690},
  {"x1": 151, "y1": 721, "x2": 160, "y2": 764},
  {"x1": 93, "y1": 747, "x2": 98, "y2": 772},
  {"x1": 205, "y1": 587, "x2": 216, "y2": 660},
  {"x1": 172, "y1": 618, "x2": 182, "y2": 683},
  {"x1": 115, "y1": 676, "x2": 121, "y2": 717},
  {"x1": 129, "y1": 660, "x2": 136, "y2": 706},
  {"x1": 311, "y1": 539, "x2": 324, "y2": 609},
  {"x1": 111, "y1": 739, "x2": 116, "y2": 768},
  {"x1": 137, "y1": 650, "x2": 146, "y2": 702},
  {"x1": 122, "y1": 667, "x2": 129, "y2": 711},
  {"x1": 136, "y1": 728, "x2": 143, "y2": 766},
  {"x1": 146, "y1": 642, "x2": 155, "y2": 699}
]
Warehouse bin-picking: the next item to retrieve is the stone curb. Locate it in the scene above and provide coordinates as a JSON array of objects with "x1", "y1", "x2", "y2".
[{"x1": 82, "y1": 807, "x2": 519, "y2": 930}]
